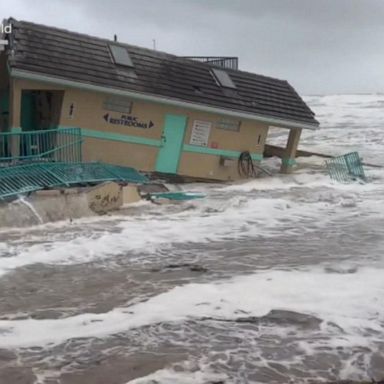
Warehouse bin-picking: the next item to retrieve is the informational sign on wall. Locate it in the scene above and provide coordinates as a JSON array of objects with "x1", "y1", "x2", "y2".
[
  {"x1": 103, "y1": 113, "x2": 154, "y2": 129},
  {"x1": 190, "y1": 120, "x2": 212, "y2": 147}
]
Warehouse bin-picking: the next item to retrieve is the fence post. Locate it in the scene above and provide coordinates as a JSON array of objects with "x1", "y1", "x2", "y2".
[{"x1": 10, "y1": 127, "x2": 21, "y2": 163}]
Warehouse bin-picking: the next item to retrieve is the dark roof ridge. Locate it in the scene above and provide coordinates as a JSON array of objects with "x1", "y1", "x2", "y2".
[
  {"x1": 7, "y1": 17, "x2": 318, "y2": 127},
  {"x1": 11, "y1": 18, "x2": 180, "y2": 60},
  {"x1": 12, "y1": 17, "x2": 291, "y2": 85}
]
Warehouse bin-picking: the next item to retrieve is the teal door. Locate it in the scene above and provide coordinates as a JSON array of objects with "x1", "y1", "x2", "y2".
[{"x1": 156, "y1": 114, "x2": 187, "y2": 173}]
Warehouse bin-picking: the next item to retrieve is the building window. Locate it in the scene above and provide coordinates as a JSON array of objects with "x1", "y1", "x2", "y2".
[
  {"x1": 216, "y1": 118, "x2": 241, "y2": 132},
  {"x1": 103, "y1": 96, "x2": 133, "y2": 114},
  {"x1": 211, "y1": 68, "x2": 237, "y2": 89},
  {"x1": 109, "y1": 44, "x2": 134, "y2": 67}
]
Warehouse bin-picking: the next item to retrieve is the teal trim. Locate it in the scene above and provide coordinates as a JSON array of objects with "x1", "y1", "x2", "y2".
[
  {"x1": 80, "y1": 128, "x2": 162, "y2": 147},
  {"x1": 183, "y1": 144, "x2": 263, "y2": 161},
  {"x1": 282, "y1": 158, "x2": 296, "y2": 166},
  {"x1": 11, "y1": 69, "x2": 319, "y2": 131},
  {"x1": 155, "y1": 114, "x2": 187, "y2": 173},
  {"x1": 59, "y1": 127, "x2": 264, "y2": 163},
  {"x1": 11, "y1": 127, "x2": 22, "y2": 133}
]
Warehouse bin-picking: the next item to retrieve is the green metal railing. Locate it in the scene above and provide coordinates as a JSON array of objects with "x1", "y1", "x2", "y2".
[
  {"x1": 325, "y1": 152, "x2": 366, "y2": 183},
  {"x1": 0, "y1": 162, "x2": 148, "y2": 199},
  {"x1": 0, "y1": 128, "x2": 82, "y2": 164},
  {"x1": 0, "y1": 127, "x2": 153, "y2": 199}
]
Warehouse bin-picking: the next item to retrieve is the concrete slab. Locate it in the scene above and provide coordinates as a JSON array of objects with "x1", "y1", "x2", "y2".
[
  {"x1": 122, "y1": 185, "x2": 141, "y2": 205},
  {"x1": 86, "y1": 182, "x2": 122, "y2": 214}
]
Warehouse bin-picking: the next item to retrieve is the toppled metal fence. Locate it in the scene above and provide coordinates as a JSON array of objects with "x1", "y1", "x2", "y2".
[
  {"x1": 0, "y1": 162, "x2": 148, "y2": 200},
  {"x1": 325, "y1": 152, "x2": 366, "y2": 183},
  {"x1": 0, "y1": 128, "x2": 82, "y2": 164}
]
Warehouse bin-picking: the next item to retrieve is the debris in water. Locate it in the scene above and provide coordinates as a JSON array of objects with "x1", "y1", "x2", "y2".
[
  {"x1": 325, "y1": 152, "x2": 366, "y2": 183},
  {"x1": 148, "y1": 191, "x2": 206, "y2": 202}
]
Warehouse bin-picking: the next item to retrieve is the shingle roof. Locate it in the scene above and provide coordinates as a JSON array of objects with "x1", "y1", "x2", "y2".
[{"x1": 6, "y1": 18, "x2": 318, "y2": 128}]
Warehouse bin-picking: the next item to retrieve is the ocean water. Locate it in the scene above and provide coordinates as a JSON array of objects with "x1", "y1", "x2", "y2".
[{"x1": 0, "y1": 94, "x2": 383, "y2": 383}]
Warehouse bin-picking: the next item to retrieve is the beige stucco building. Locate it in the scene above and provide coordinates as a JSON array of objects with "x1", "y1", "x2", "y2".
[{"x1": 0, "y1": 18, "x2": 318, "y2": 181}]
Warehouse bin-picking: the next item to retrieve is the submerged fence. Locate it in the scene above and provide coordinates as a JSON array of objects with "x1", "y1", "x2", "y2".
[
  {"x1": 0, "y1": 128, "x2": 82, "y2": 164},
  {"x1": 325, "y1": 152, "x2": 366, "y2": 183}
]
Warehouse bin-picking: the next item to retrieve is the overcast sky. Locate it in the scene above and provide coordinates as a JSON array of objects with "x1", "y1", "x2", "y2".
[{"x1": 1, "y1": 0, "x2": 384, "y2": 95}]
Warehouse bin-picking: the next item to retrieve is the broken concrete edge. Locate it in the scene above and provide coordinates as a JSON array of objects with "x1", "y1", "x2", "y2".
[
  {"x1": 0, "y1": 182, "x2": 170, "y2": 228},
  {"x1": 0, "y1": 180, "x2": 212, "y2": 229}
]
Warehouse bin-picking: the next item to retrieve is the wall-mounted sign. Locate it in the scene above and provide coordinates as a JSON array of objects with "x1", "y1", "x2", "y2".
[
  {"x1": 190, "y1": 120, "x2": 211, "y2": 147},
  {"x1": 103, "y1": 113, "x2": 154, "y2": 129}
]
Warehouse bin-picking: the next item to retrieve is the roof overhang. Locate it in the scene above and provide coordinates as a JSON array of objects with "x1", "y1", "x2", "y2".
[{"x1": 10, "y1": 68, "x2": 319, "y2": 130}]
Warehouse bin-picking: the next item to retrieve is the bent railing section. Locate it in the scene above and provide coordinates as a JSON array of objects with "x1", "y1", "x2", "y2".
[
  {"x1": 325, "y1": 152, "x2": 366, "y2": 183},
  {"x1": 0, "y1": 162, "x2": 148, "y2": 200}
]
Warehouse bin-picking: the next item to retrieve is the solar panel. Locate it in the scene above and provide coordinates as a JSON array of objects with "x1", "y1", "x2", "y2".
[
  {"x1": 109, "y1": 45, "x2": 134, "y2": 67},
  {"x1": 211, "y1": 68, "x2": 236, "y2": 89}
]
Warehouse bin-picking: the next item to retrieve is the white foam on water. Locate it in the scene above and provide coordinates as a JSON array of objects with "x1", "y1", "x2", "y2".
[
  {"x1": 0, "y1": 207, "x2": 129, "y2": 235},
  {"x1": 0, "y1": 187, "x2": 369, "y2": 277},
  {"x1": 120, "y1": 199, "x2": 152, "y2": 209},
  {"x1": 125, "y1": 367, "x2": 227, "y2": 384},
  {"x1": 0, "y1": 266, "x2": 382, "y2": 348},
  {"x1": 302, "y1": 94, "x2": 384, "y2": 164},
  {"x1": 267, "y1": 94, "x2": 384, "y2": 166},
  {"x1": 0, "y1": 95, "x2": 382, "y2": 278},
  {"x1": 16, "y1": 197, "x2": 44, "y2": 224},
  {"x1": 224, "y1": 165, "x2": 384, "y2": 193},
  {"x1": 0, "y1": 158, "x2": 383, "y2": 277},
  {"x1": 0, "y1": 94, "x2": 383, "y2": 382}
]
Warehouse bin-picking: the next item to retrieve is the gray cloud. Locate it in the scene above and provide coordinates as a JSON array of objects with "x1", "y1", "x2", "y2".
[{"x1": 1, "y1": 0, "x2": 384, "y2": 94}]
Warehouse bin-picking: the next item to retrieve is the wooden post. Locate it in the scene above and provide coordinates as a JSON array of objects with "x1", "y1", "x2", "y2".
[
  {"x1": 9, "y1": 79, "x2": 22, "y2": 161},
  {"x1": 280, "y1": 128, "x2": 302, "y2": 174}
]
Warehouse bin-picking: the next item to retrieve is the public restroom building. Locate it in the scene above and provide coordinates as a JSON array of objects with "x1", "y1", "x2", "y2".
[{"x1": 0, "y1": 18, "x2": 319, "y2": 181}]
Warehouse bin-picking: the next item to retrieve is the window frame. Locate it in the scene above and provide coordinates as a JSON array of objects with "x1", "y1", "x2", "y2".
[
  {"x1": 109, "y1": 44, "x2": 134, "y2": 67},
  {"x1": 211, "y1": 68, "x2": 237, "y2": 89}
]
